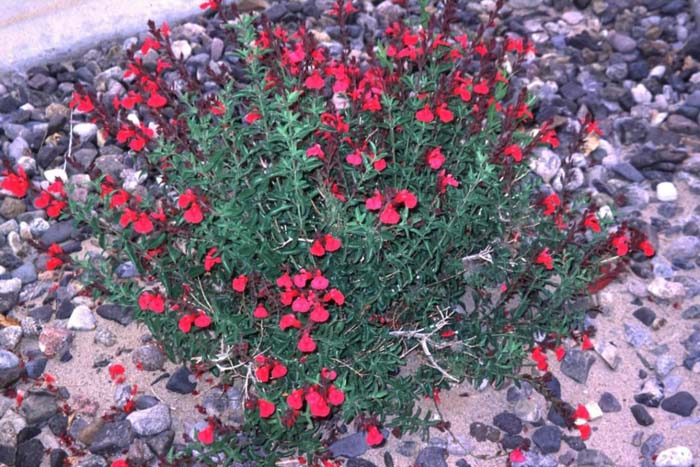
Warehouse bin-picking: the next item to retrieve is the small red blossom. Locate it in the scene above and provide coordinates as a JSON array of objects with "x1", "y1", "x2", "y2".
[
  {"x1": 111, "y1": 460, "x2": 129, "y2": 467},
  {"x1": 280, "y1": 314, "x2": 302, "y2": 330},
  {"x1": 306, "y1": 144, "x2": 325, "y2": 160},
  {"x1": 555, "y1": 345, "x2": 566, "y2": 361},
  {"x1": 504, "y1": 144, "x2": 522, "y2": 162},
  {"x1": 535, "y1": 248, "x2": 554, "y2": 270},
  {"x1": 578, "y1": 423, "x2": 592, "y2": 440},
  {"x1": 639, "y1": 239, "x2": 655, "y2": 257},
  {"x1": 1, "y1": 167, "x2": 29, "y2": 198},
  {"x1": 437, "y1": 170, "x2": 459, "y2": 194},
  {"x1": 108, "y1": 364, "x2": 126, "y2": 383},
  {"x1": 184, "y1": 203, "x2": 203, "y2": 224},
  {"x1": 147, "y1": 92, "x2": 167, "y2": 109},
  {"x1": 473, "y1": 80, "x2": 489, "y2": 95},
  {"x1": 287, "y1": 389, "x2": 304, "y2": 410},
  {"x1": 244, "y1": 110, "x2": 262, "y2": 124},
  {"x1": 253, "y1": 303, "x2": 269, "y2": 319},
  {"x1": 426, "y1": 147, "x2": 445, "y2": 170},
  {"x1": 298, "y1": 333, "x2": 317, "y2": 353},
  {"x1": 138, "y1": 291, "x2": 165, "y2": 314},
  {"x1": 574, "y1": 404, "x2": 590, "y2": 420},
  {"x1": 395, "y1": 189, "x2": 417, "y2": 209},
  {"x1": 327, "y1": 385, "x2": 345, "y2": 406},
  {"x1": 204, "y1": 247, "x2": 222, "y2": 272},
  {"x1": 611, "y1": 233, "x2": 629, "y2": 256},
  {"x1": 435, "y1": 103, "x2": 453, "y2": 123},
  {"x1": 542, "y1": 193, "x2": 560, "y2": 216},
  {"x1": 257, "y1": 399, "x2": 275, "y2": 418},
  {"x1": 305, "y1": 70, "x2": 325, "y2": 90},
  {"x1": 232, "y1": 274, "x2": 248, "y2": 293},
  {"x1": 365, "y1": 426, "x2": 383, "y2": 446},
  {"x1": 581, "y1": 335, "x2": 593, "y2": 351},
  {"x1": 210, "y1": 99, "x2": 225, "y2": 116},
  {"x1": 510, "y1": 448, "x2": 526, "y2": 463},
  {"x1": 197, "y1": 423, "x2": 215, "y2": 444},
  {"x1": 583, "y1": 213, "x2": 601, "y2": 233},
  {"x1": 584, "y1": 120, "x2": 603, "y2": 136},
  {"x1": 133, "y1": 212, "x2": 154, "y2": 235},
  {"x1": 415, "y1": 104, "x2": 434, "y2": 123},
  {"x1": 380, "y1": 205, "x2": 401, "y2": 225},
  {"x1": 69, "y1": 92, "x2": 94, "y2": 112},
  {"x1": 366, "y1": 191, "x2": 383, "y2": 211}
]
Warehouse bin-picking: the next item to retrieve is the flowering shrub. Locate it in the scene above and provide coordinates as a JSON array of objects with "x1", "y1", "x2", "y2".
[{"x1": 34, "y1": 0, "x2": 658, "y2": 463}]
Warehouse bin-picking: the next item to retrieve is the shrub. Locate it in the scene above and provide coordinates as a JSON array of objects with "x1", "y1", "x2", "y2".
[{"x1": 49, "y1": 0, "x2": 655, "y2": 464}]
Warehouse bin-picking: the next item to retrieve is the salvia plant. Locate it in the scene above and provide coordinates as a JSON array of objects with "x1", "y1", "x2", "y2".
[{"x1": 1, "y1": 0, "x2": 655, "y2": 464}]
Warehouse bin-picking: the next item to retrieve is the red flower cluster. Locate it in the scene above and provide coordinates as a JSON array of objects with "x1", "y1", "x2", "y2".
[
  {"x1": 116, "y1": 122, "x2": 155, "y2": 152},
  {"x1": 365, "y1": 189, "x2": 417, "y2": 225},
  {"x1": 138, "y1": 291, "x2": 165, "y2": 313},
  {"x1": 34, "y1": 179, "x2": 67, "y2": 218},
  {"x1": 178, "y1": 189, "x2": 205, "y2": 224},
  {"x1": 204, "y1": 247, "x2": 222, "y2": 272},
  {"x1": 46, "y1": 243, "x2": 65, "y2": 271},
  {"x1": 276, "y1": 269, "x2": 345, "y2": 353},
  {"x1": 255, "y1": 355, "x2": 288, "y2": 383},
  {"x1": 284, "y1": 368, "x2": 345, "y2": 426},
  {"x1": 534, "y1": 248, "x2": 554, "y2": 270},
  {"x1": 178, "y1": 309, "x2": 212, "y2": 333},
  {"x1": 309, "y1": 234, "x2": 342, "y2": 257},
  {"x1": 1, "y1": 167, "x2": 29, "y2": 198}
]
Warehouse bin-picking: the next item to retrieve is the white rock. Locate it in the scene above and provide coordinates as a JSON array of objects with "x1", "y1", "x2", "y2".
[
  {"x1": 647, "y1": 277, "x2": 686, "y2": 301},
  {"x1": 43, "y1": 168, "x2": 68, "y2": 184},
  {"x1": 67, "y1": 305, "x2": 96, "y2": 331},
  {"x1": 530, "y1": 148, "x2": 561, "y2": 183},
  {"x1": 656, "y1": 182, "x2": 678, "y2": 201},
  {"x1": 171, "y1": 40, "x2": 192, "y2": 61},
  {"x1": 73, "y1": 123, "x2": 98, "y2": 141},
  {"x1": 585, "y1": 402, "x2": 603, "y2": 420},
  {"x1": 649, "y1": 65, "x2": 667, "y2": 79},
  {"x1": 631, "y1": 83, "x2": 653, "y2": 105},
  {"x1": 655, "y1": 446, "x2": 693, "y2": 467},
  {"x1": 562, "y1": 11, "x2": 584, "y2": 24}
]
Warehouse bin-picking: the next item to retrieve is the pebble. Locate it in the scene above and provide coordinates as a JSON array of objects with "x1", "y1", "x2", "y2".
[
  {"x1": 95, "y1": 304, "x2": 133, "y2": 326},
  {"x1": 0, "y1": 349, "x2": 22, "y2": 387},
  {"x1": 0, "y1": 278, "x2": 22, "y2": 313},
  {"x1": 67, "y1": 305, "x2": 97, "y2": 331},
  {"x1": 560, "y1": 349, "x2": 596, "y2": 384},
  {"x1": 93, "y1": 328, "x2": 116, "y2": 347},
  {"x1": 38, "y1": 324, "x2": 74, "y2": 358},
  {"x1": 88, "y1": 420, "x2": 133, "y2": 455},
  {"x1": 415, "y1": 447, "x2": 448, "y2": 467},
  {"x1": 492, "y1": 412, "x2": 522, "y2": 435},
  {"x1": 598, "y1": 392, "x2": 622, "y2": 412},
  {"x1": 633, "y1": 307, "x2": 657, "y2": 327},
  {"x1": 131, "y1": 344, "x2": 165, "y2": 371},
  {"x1": 631, "y1": 404, "x2": 655, "y2": 426},
  {"x1": 514, "y1": 398, "x2": 543, "y2": 423},
  {"x1": 165, "y1": 367, "x2": 197, "y2": 394},
  {"x1": 20, "y1": 393, "x2": 58, "y2": 424},
  {"x1": 329, "y1": 431, "x2": 370, "y2": 458},
  {"x1": 655, "y1": 446, "x2": 693, "y2": 467},
  {"x1": 641, "y1": 433, "x2": 665, "y2": 458},
  {"x1": 646, "y1": 278, "x2": 685, "y2": 301},
  {"x1": 656, "y1": 182, "x2": 678, "y2": 202},
  {"x1": 126, "y1": 403, "x2": 171, "y2": 436},
  {"x1": 0, "y1": 326, "x2": 22, "y2": 350},
  {"x1": 660, "y1": 392, "x2": 698, "y2": 417},
  {"x1": 682, "y1": 305, "x2": 700, "y2": 319},
  {"x1": 532, "y1": 425, "x2": 561, "y2": 454},
  {"x1": 577, "y1": 449, "x2": 615, "y2": 466}
]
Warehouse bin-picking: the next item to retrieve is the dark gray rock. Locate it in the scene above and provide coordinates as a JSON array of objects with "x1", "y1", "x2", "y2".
[
  {"x1": 96, "y1": 304, "x2": 133, "y2": 326},
  {"x1": 415, "y1": 447, "x2": 448, "y2": 467},
  {"x1": 683, "y1": 305, "x2": 700, "y2": 319},
  {"x1": 493, "y1": 412, "x2": 522, "y2": 435},
  {"x1": 29, "y1": 305, "x2": 53, "y2": 322},
  {"x1": 548, "y1": 402, "x2": 574, "y2": 428},
  {"x1": 145, "y1": 429, "x2": 174, "y2": 456},
  {"x1": 131, "y1": 344, "x2": 165, "y2": 371},
  {"x1": 49, "y1": 449, "x2": 68, "y2": 467},
  {"x1": 397, "y1": 440, "x2": 418, "y2": 457},
  {"x1": 126, "y1": 403, "x2": 171, "y2": 436},
  {"x1": 633, "y1": 307, "x2": 656, "y2": 327},
  {"x1": 346, "y1": 459, "x2": 377, "y2": 467},
  {"x1": 631, "y1": 404, "x2": 654, "y2": 426},
  {"x1": 24, "y1": 357, "x2": 48, "y2": 379},
  {"x1": 563, "y1": 435, "x2": 586, "y2": 451},
  {"x1": 532, "y1": 425, "x2": 561, "y2": 454},
  {"x1": 88, "y1": 420, "x2": 134, "y2": 454},
  {"x1": 576, "y1": 449, "x2": 614, "y2": 466},
  {"x1": 0, "y1": 349, "x2": 22, "y2": 387},
  {"x1": 16, "y1": 438, "x2": 44, "y2": 467},
  {"x1": 165, "y1": 366, "x2": 196, "y2": 394},
  {"x1": 660, "y1": 392, "x2": 697, "y2": 417},
  {"x1": 598, "y1": 392, "x2": 621, "y2": 412},
  {"x1": 560, "y1": 349, "x2": 595, "y2": 384},
  {"x1": 610, "y1": 162, "x2": 645, "y2": 182},
  {"x1": 21, "y1": 392, "x2": 58, "y2": 424},
  {"x1": 39, "y1": 221, "x2": 75, "y2": 246},
  {"x1": 641, "y1": 433, "x2": 664, "y2": 458},
  {"x1": 501, "y1": 434, "x2": 525, "y2": 450},
  {"x1": 329, "y1": 432, "x2": 369, "y2": 458}
]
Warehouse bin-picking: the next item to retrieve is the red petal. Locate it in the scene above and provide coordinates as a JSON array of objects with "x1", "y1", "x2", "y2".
[
  {"x1": 581, "y1": 335, "x2": 593, "y2": 351},
  {"x1": 574, "y1": 404, "x2": 590, "y2": 421},
  {"x1": 197, "y1": 424, "x2": 215, "y2": 444},
  {"x1": 577, "y1": 423, "x2": 591, "y2": 441},
  {"x1": 184, "y1": 204, "x2": 203, "y2": 224},
  {"x1": 555, "y1": 345, "x2": 566, "y2": 361},
  {"x1": 310, "y1": 240, "x2": 325, "y2": 257},
  {"x1": 509, "y1": 448, "x2": 526, "y2": 463},
  {"x1": 257, "y1": 399, "x2": 275, "y2": 418},
  {"x1": 323, "y1": 234, "x2": 341, "y2": 252},
  {"x1": 365, "y1": 426, "x2": 383, "y2": 446}
]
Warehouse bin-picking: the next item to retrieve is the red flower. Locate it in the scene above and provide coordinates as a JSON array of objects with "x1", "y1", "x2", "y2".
[
  {"x1": 581, "y1": 334, "x2": 593, "y2": 351},
  {"x1": 69, "y1": 92, "x2": 94, "y2": 112},
  {"x1": 200, "y1": 0, "x2": 219, "y2": 10},
  {"x1": 147, "y1": 92, "x2": 167, "y2": 109},
  {"x1": 204, "y1": 247, "x2": 222, "y2": 272},
  {"x1": 574, "y1": 404, "x2": 590, "y2": 420},
  {"x1": 415, "y1": 104, "x2": 434, "y2": 123},
  {"x1": 365, "y1": 426, "x2": 383, "y2": 446},
  {"x1": 279, "y1": 314, "x2": 302, "y2": 330},
  {"x1": 46, "y1": 200, "x2": 67, "y2": 218},
  {"x1": 310, "y1": 240, "x2": 325, "y2": 257},
  {"x1": 293, "y1": 270, "x2": 312, "y2": 288},
  {"x1": 256, "y1": 366, "x2": 271, "y2": 383},
  {"x1": 365, "y1": 191, "x2": 383, "y2": 210},
  {"x1": 306, "y1": 144, "x2": 325, "y2": 160},
  {"x1": 346, "y1": 150, "x2": 363, "y2": 166},
  {"x1": 310, "y1": 304, "x2": 330, "y2": 323},
  {"x1": 178, "y1": 314, "x2": 195, "y2": 333},
  {"x1": 271, "y1": 362, "x2": 287, "y2": 379},
  {"x1": 584, "y1": 120, "x2": 603, "y2": 136},
  {"x1": 46, "y1": 257, "x2": 64, "y2": 271},
  {"x1": 109, "y1": 190, "x2": 130, "y2": 209},
  {"x1": 509, "y1": 448, "x2": 526, "y2": 463},
  {"x1": 298, "y1": 333, "x2": 317, "y2": 353},
  {"x1": 611, "y1": 233, "x2": 629, "y2": 256},
  {"x1": 426, "y1": 147, "x2": 445, "y2": 170},
  {"x1": 380, "y1": 205, "x2": 400, "y2": 225},
  {"x1": 184, "y1": 203, "x2": 203, "y2": 224},
  {"x1": 257, "y1": 399, "x2": 276, "y2": 418},
  {"x1": 306, "y1": 390, "x2": 330, "y2": 417},
  {"x1": 197, "y1": 423, "x2": 215, "y2": 444},
  {"x1": 48, "y1": 243, "x2": 64, "y2": 256},
  {"x1": 323, "y1": 288, "x2": 345, "y2": 306},
  {"x1": 577, "y1": 423, "x2": 592, "y2": 441},
  {"x1": 292, "y1": 296, "x2": 311, "y2": 313},
  {"x1": 583, "y1": 213, "x2": 601, "y2": 233},
  {"x1": 1, "y1": 167, "x2": 29, "y2": 198},
  {"x1": 504, "y1": 144, "x2": 522, "y2": 162},
  {"x1": 194, "y1": 311, "x2": 211, "y2": 328},
  {"x1": 287, "y1": 389, "x2": 304, "y2": 410},
  {"x1": 639, "y1": 239, "x2": 655, "y2": 257},
  {"x1": 138, "y1": 291, "x2": 165, "y2": 313},
  {"x1": 119, "y1": 208, "x2": 138, "y2": 228},
  {"x1": 555, "y1": 345, "x2": 566, "y2": 361},
  {"x1": 542, "y1": 193, "x2": 560, "y2": 216},
  {"x1": 327, "y1": 385, "x2": 345, "y2": 406},
  {"x1": 232, "y1": 274, "x2": 248, "y2": 293},
  {"x1": 473, "y1": 80, "x2": 489, "y2": 95},
  {"x1": 437, "y1": 170, "x2": 459, "y2": 194},
  {"x1": 435, "y1": 103, "x2": 453, "y2": 123},
  {"x1": 535, "y1": 248, "x2": 554, "y2": 270},
  {"x1": 311, "y1": 271, "x2": 329, "y2": 290},
  {"x1": 277, "y1": 273, "x2": 293, "y2": 289},
  {"x1": 324, "y1": 234, "x2": 341, "y2": 252},
  {"x1": 395, "y1": 189, "x2": 417, "y2": 209},
  {"x1": 141, "y1": 37, "x2": 161, "y2": 55},
  {"x1": 305, "y1": 70, "x2": 325, "y2": 90},
  {"x1": 253, "y1": 304, "x2": 269, "y2": 319},
  {"x1": 111, "y1": 460, "x2": 129, "y2": 467},
  {"x1": 244, "y1": 110, "x2": 262, "y2": 124},
  {"x1": 133, "y1": 213, "x2": 154, "y2": 234},
  {"x1": 109, "y1": 364, "x2": 125, "y2": 382},
  {"x1": 373, "y1": 158, "x2": 386, "y2": 172},
  {"x1": 178, "y1": 189, "x2": 197, "y2": 208}
]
